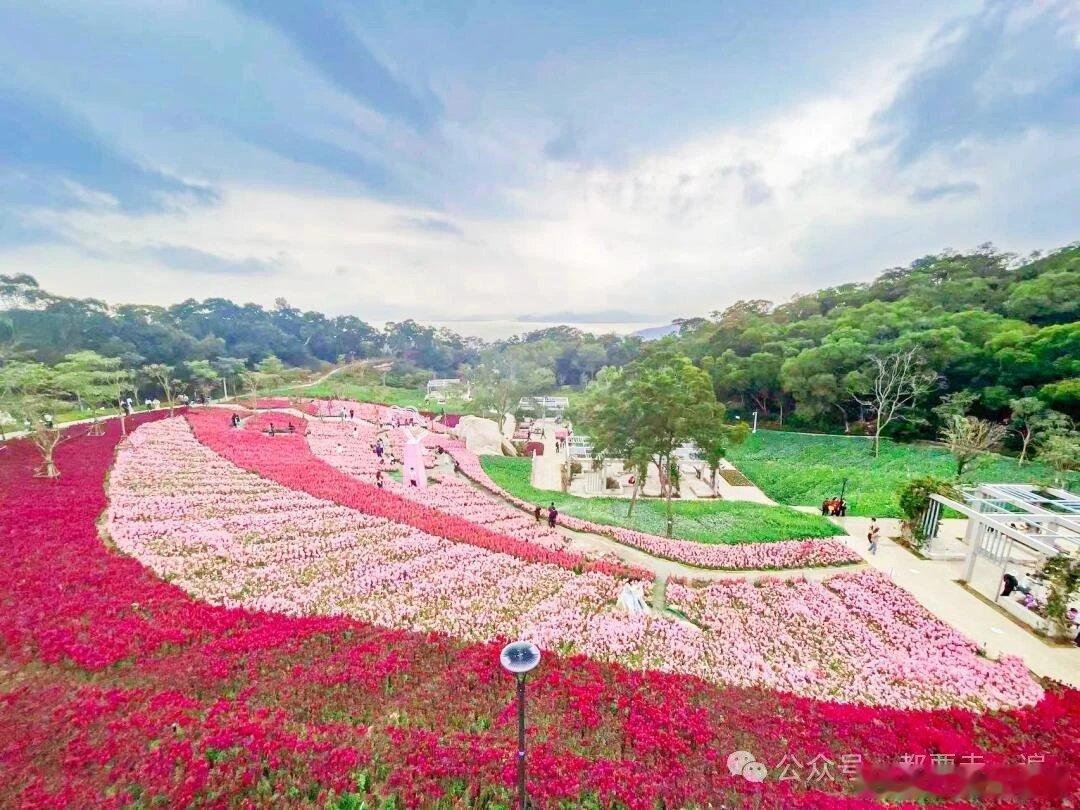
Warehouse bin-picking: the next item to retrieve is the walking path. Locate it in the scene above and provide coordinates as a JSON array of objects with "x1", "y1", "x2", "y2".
[{"x1": 833, "y1": 517, "x2": 1080, "y2": 687}]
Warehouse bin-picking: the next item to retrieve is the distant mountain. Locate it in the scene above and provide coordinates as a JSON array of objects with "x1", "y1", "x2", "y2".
[
  {"x1": 518, "y1": 309, "x2": 646, "y2": 323},
  {"x1": 631, "y1": 323, "x2": 682, "y2": 341}
]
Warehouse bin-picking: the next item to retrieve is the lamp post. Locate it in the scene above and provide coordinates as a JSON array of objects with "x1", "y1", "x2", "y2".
[
  {"x1": 500, "y1": 641, "x2": 541, "y2": 810},
  {"x1": 751, "y1": 411, "x2": 759, "y2": 433}
]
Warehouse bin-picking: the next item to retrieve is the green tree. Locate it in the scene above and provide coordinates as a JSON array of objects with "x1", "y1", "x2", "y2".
[
  {"x1": 0, "y1": 361, "x2": 75, "y2": 477},
  {"x1": 1037, "y1": 429, "x2": 1079, "y2": 484},
  {"x1": 185, "y1": 359, "x2": 220, "y2": 402},
  {"x1": 581, "y1": 348, "x2": 731, "y2": 536},
  {"x1": 141, "y1": 363, "x2": 180, "y2": 416},
  {"x1": 54, "y1": 351, "x2": 132, "y2": 435},
  {"x1": 1008, "y1": 397, "x2": 1070, "y2": 465}
]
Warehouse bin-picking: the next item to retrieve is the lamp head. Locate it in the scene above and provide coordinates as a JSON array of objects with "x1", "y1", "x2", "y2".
[{"x1": 500, "y1": 641, "x2": 541, "y2": 675}]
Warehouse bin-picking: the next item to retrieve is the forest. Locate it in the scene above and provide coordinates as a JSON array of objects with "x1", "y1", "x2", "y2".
[{"x1": 1, "y1": 243, "x2": 1077, "y2": 451}]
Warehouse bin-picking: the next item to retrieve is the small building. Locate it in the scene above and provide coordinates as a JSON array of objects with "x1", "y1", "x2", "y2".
[
  {"x1": 518, "y1": 396, "x2": 569, "y2": 415},
  {"x1": 425, "y1": 378, "x2": 468, "y2": 402}
]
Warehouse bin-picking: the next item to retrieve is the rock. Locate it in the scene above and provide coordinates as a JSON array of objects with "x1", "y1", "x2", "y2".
[
  {"x1": 454, "y1": 415, "x2": 513, "y2": 456},
  {"x1": 501, "y1": 413, "x2": 516, "y2": 439}
]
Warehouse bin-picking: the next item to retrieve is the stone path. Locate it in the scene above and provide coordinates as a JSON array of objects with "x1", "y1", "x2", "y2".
[{"x1": 834, "y1": 516, "x2": 1080, "y2": 687}]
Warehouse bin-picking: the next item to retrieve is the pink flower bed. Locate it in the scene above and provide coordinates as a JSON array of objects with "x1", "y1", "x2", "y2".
[
  {"x1": 444, "y1": 441, "x2": 862, "y2": 571},
  {"x1": 107, "y1": 418, "x2": 637, "y2": 645},
  {"x1": 306, "y1": 419, "x2": 571, "y2": 552},
  {"x1": 665, "y1": 571, "x2": 1042, "y2": 711},
  {"x1": 187, "y1": 409, "x2": 650, "y2": 580}
]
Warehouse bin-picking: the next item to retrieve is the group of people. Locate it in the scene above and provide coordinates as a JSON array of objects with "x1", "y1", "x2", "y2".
[
  {"x1": 534, "y1": 502, "x2": 559, "y2": 528},
  {"x1": 820, "y1": 497, "x2": 848, "y2": 517},
  {"x1": 265, "y1": 422, "x2": 295, "y2": 436}
]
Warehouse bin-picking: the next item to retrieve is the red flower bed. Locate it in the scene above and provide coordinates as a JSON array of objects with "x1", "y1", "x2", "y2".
[
  {"x1": 0, "y1": 418, "x2": 1076, "y2": 807},
  {"x1": 187, "y1": 409, "x2": 650, "y2": 581},
  {"x1": 242, "y1": 410, "x2": 305, "y2": 435}
]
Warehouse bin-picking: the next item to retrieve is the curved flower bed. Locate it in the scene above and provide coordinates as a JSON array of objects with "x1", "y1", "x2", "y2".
[
  {"x1": 1, "y1": 417, "x2": 1076, "y2": 806},
  {"x1": 107, "y1": 418, "x2": 637, "y2": 645},
  {"x1": 446, "y1": 440, "x2": 863, "y2": 570},
  {"x1": 122, "y1": 418, "x2": 1044, "y2": 712},
  {"x1": 666, "y1": 573, "x2": 1042, "y2": 711},
  {"x1": 187, "y1": 408, "x2": 650, "y2": 581},
  {"x1": 306, "y1": 418, "x2": 571, "y2": 552}
]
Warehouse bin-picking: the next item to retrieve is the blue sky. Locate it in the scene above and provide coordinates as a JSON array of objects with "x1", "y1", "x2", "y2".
[{"x1": 0, "y1": 0, "x2": 1077, "y2": 332}]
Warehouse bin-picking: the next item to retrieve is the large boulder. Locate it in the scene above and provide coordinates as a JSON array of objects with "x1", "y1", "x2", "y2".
[{"x1": 454, "y1": 415, "x2": 518, "y2": 456}]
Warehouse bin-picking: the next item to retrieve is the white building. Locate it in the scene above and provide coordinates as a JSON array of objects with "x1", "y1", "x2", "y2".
[{"x1": 518, "y1": 396, "x2": 569, "y2": 415}]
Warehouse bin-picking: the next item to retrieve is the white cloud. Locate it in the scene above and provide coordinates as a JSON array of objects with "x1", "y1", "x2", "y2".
[{"x1": 6, "y1": 9, "x2": 1077, "y2": 329}]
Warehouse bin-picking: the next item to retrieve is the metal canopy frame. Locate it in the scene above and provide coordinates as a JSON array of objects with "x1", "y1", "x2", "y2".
[{"x1": 927, "y1": 483, "x2": 1078, "y2": 592}]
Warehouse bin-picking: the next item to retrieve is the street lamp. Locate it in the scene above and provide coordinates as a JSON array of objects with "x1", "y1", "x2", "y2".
[
  {"x1": 500, "y1": 641, "x2": 541, "y2": 810},
  {"x1": 751, "y1": 411, "x2": 758, "y2": 433}
]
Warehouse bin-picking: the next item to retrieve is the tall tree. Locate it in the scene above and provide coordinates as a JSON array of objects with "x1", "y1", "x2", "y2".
[
  {"x1": 141, "y1": 363, "x2": 179, "y2": 416},
  {"x1": 1008, "y1": 396, "x2": 1069, "y2": 465},
  {"x1": 185, "y1": 360, "x2": 220, "y2": 402},
  {"x1": 0, "y1": 361, "x2": 77, "y2": 477},
  {"x1": 582, "y1": 348, "x2": 731, "y2": 536},
  {"x1": 53, "y1": 351, "x2": 131, "y2": 435},
  {"x1": 851, "y1": 349, "x2": 935, "y2": 456}
]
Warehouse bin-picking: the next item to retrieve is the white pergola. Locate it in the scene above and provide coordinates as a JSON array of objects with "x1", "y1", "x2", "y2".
[{"x1": 925, "y1": 483, "x2": 1079, "y2": 593}]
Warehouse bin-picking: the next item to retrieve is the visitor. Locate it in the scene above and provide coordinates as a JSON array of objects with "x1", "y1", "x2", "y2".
[
  {"x1": 1016, "y1": 572, "x2": 1033, "y2": 595},
  {"x1": 335, "y1": 442, "x2": 343, "y2": 455},
  {"x1": 145, "y1": 398, "x2": 152, "y2": 411},
  {"x1": 268, "y1": 423, "x2": 276, "y2": 436},
  {"x1": 349, "y1": 409, "x2": 355, "y2": 420},
  {"x1": 287, "y1": 422, "x2": 295, "y2": 434},
  {"x1": 1067, "y1": 607, "x2": 1080, "y2": 647},
  {"x1": 868, "y1": 520, "x2": 881, "y2": 555},
  {"x1": 547, "y1": 503, "x2": 558, "y2": 529},
  {"x1": 376, "y1": 470, "x2": 384, "y2": 489},
  {"x1": 534, "y1": 505, "x2": 542, "y2": 523},
  {"x1": 821, "y1": 499, "x2": 830, "y2": 516},
  {"x1": 838, "y1": 499, "x2": 847, "y2": 517},
  {"x1": 409, "y1": 477, "x2": 418, "y2": 487},
  {"x1": 1001, "y1": 573, "x2": 1020, "y2": 597}
]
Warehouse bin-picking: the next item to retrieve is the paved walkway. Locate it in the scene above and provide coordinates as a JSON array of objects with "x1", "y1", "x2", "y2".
[{"x1": 834, "y1": 517, "x2": 1080, "y2": 687}]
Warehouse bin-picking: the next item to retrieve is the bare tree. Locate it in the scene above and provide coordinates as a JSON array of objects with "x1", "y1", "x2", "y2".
[
  {"x1": 851, "y1": 349, "x2": 935, "y2": 456},
  {"x1": 941, "y1": 415, "x2": 1008, "y2": 477}
]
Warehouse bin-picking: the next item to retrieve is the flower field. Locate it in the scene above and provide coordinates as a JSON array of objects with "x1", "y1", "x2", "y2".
[
  {"x1": 1, "y1": 411, "x2": 1076, "y2": 807},
  {"x1": 109, "y1": 414, "x2": 1043, "y2": 711},
  {"x1": 666, "y1": 574, "x2": 1041, "y2": 711}
]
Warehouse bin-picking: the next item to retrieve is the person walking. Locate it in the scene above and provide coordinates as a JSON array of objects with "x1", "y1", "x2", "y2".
[
  {"x1": 534, "y1": 505, "x2": 542, "y2": 523},
  {"x1": 547, "y1": 503, "x2": 558, "y2": 529},
  {"x1": 868, "y1": 519, "x2": 881, "y2": 555}
]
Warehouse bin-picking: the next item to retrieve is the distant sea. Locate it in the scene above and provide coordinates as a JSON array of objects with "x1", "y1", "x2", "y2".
[{"x1": 417, "y1": 319, "x2": 664, "y2": 341}]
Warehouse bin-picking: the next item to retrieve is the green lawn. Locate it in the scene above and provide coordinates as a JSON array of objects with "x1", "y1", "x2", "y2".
[
  {"x1": 275, "y1": 382, "x2": 431, "y2": 410},
  {"x1": 479, "y1": 456, "x2": 839, "y2": 544},
  {"x1": 726, "y1": 429, "x2": 1075, "y2": 517}
]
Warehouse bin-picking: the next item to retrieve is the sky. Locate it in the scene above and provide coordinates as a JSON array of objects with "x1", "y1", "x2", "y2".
[{"x1": 1, "y1": 0, "x2": 1077, "y2": 334}]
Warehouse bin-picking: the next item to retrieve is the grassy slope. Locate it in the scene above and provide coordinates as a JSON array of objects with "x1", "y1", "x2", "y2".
[
  {"x1": 480, "y1": 456, "x2": 839, "y2": 545},
  {"x1": 726, "y1": 429, "x2": 1073, "y2": 517},
  {"x1": 275, "y1": 381, "x2": 429, "y2": 409}
]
